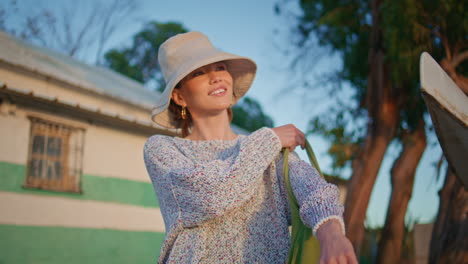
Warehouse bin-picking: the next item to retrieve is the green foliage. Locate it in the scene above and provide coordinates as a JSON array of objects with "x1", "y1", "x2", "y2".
[
  {"x1": 104, "y1": 21, "x2": 187, "y2": 91},
  {"x1": 427, "y1": 0, "x2": 468, "y2": 60},
  {"x1": 382, "y1": 0, "x2": 431, "y2": 84},
  {"x1": 297, "y1": 0, "x2": 369, "y2": 51},
  {"x1": 307, "y1": 106, "x2": 365, "y2": 170},
  {"x1": 232, "y1": 97, "x2": 275, "y2": 132},
  {"x1": 104, "y1": 50, "x2": 144, "y2": 82}
]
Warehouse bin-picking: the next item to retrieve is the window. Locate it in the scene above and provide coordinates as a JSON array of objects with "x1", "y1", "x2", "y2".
[{"x1": 24, "y1": 116, "x2": 84, "y2": 193}]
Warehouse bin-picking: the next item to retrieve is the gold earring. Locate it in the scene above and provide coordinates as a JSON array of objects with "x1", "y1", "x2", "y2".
[{"x1": 181, "y1": 107, "x2": 187, "y2": 120}]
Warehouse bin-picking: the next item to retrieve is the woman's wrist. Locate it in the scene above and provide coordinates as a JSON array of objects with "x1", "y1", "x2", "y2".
[
  {"x1": 315, "y1": 218, "x2": 345, "y2": 243},
  {"x1": 315, "y1": 218, "x2": 358, "y2": 263}
]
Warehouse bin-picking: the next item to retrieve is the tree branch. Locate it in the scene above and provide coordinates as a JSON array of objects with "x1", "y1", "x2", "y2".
[{"x1": 451, "y1": 50, "x2": 468, "y2": 69}]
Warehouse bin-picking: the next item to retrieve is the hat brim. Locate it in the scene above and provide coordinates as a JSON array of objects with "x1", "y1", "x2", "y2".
[{"x1": 151, "y1": 51, "x2": 257, "y2": 129}]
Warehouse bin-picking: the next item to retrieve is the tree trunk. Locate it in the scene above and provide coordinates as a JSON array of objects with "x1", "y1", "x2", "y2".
[
  {"x1": 429, "y1": 166, "x2": 468, "y2": 263},
  {"x1": 376, "y1": 120, "x2": 427, "y2": 264},
  {"x1": 344, "y1": 117, "x2": 396, "y2": 255},
  {"x1": 344, "y1": 0, "x2": 399, "y2": 255}
]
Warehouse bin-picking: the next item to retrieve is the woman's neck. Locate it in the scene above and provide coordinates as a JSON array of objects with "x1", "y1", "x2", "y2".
[{"x1": 185, "y1": 111, "x2": 237, "y2": 141}]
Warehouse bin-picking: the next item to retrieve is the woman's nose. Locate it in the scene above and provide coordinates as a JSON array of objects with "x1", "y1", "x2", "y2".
[{"x1": 209, "y1": 72, "x2": 222, "y2": 84}]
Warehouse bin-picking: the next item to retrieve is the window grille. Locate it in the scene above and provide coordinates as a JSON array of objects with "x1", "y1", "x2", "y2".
[{"x1": 24, "y1": 117, "x2": 84, "y2": 193}]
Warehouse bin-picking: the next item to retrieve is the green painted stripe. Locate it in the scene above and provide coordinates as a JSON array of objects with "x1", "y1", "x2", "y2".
[
  {"x1": 0, "y1": 161, "x2": 159, "y2": 208},
  {"x1": 82, "y1": 174, "x2": 159, "y2": 208},
  {"x1": 0, "y1": 224, "x2": 164, "y2": 264}
]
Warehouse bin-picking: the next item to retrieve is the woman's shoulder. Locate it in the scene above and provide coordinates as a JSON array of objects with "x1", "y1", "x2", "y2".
[
  {"x1": 146, "y1": 133, "x2": 172, "y2": 145},
  {"x1": 144, "y1": 134, "x2": 175, "y2": 154},
  {"x1": 143, "y1": 134, "x2": 189, "y2": 169}
]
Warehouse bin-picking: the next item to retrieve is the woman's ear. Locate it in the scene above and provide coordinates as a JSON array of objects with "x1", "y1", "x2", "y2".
[{"x1": 171, "y1": 89, "x2": 186, "y2": 107}]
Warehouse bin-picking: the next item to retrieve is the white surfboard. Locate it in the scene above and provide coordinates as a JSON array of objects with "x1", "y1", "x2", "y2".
[{"x1": 420, "y1": 52, "x2": 468, "y2": 186}]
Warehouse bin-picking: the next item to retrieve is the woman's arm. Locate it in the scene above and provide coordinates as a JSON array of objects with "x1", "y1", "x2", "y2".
[
  {"x1": 278, "y1": 151, "x2": 357, "y2": 263},
  {"x1": 143, "y1": 127, "x2": 282, "y2": 227},
  {"x1": 284, "y1": 151, "x2": 345, "y2": 234}
]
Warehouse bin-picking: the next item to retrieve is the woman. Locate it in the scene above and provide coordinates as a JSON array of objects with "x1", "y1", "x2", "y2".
[{"x1": 144, "y1": 31, "x2": 357, "y2": 263}]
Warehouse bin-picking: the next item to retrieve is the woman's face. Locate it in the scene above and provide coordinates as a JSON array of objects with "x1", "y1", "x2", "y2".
[{"x1": 171, "y1": 62, "x2": 233, "y2": 118}]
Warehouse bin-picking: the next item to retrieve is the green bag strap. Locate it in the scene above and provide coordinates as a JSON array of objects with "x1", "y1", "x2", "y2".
[
  {"x1": 283, "y1": 140, "x2": 323, "y2": 264},
  {"x1": 283, "y1": 140, "x2": 324, "y2": 186}
]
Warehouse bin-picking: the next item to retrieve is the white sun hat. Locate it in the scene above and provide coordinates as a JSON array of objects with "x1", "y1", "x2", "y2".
[{"x1": 151, "y1": 31, "x2": 257, "y2": 129}]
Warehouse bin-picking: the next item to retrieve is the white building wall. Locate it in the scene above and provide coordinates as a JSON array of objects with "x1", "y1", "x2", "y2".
[
  {"x1": 0, "y1": 113, "x2": 30, "y2": 164},
  {"x1": 0, "y1": 191, "x2": 164, "y2": 232},
  {"x1": 84, "y1": 124, "x2": 151, "y2": 182}
]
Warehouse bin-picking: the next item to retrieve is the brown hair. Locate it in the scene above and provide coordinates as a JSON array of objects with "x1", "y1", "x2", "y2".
[{"x1": 168, "y1": 83, "x2": 233, "y2": 138}]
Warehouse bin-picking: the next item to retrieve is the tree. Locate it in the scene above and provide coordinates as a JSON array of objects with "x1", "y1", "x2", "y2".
[
  {"x1": 276, "y1": 0, "x2": 401, "y2": 255},
  {"x1": 374, "y1": 1, "x2": 431, "y2": 262},
  {"x1": 232, "y1": 97, "x2": 275, "y2": 132},
  {"x1": 0, "y1": 0, "x2": 138, "y2": 64}
]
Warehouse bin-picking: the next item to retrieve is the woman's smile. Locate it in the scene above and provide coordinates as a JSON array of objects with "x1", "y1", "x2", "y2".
[{"x1": 208, "y1": 86, "x2": 227, "y2": 96}]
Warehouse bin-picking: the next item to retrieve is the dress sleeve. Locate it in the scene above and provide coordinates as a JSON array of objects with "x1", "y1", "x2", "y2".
[
  {"x1": 143, "y1": 127, "x2": 282, "y2": 228},
  {"x1": 277, "y1": 151, "x2": 345, "y2": 236}
]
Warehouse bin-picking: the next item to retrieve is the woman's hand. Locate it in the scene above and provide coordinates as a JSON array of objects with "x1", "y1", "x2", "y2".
[
  {"x1": 316, "y1": 219, "x2": 358, "y2": 264},
  {"x1": 271, "y1": 124, "x2": 305, "y2": 151}
]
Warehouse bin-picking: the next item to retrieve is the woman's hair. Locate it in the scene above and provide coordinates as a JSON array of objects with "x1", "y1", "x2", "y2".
[{"x1": 168, "y1": 83, "x2": 233, "y2": 138}]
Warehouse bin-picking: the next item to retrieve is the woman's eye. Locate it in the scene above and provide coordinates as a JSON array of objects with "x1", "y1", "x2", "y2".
[
  {"x1": 216, "y1": 65, "x2": 226, "y2": 71},
  {"x1": 192, "y1": 71, "x2": 204, "y2": 77}
]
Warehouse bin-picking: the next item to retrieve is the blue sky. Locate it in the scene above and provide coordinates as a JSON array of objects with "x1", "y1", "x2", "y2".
[{"x1": 12, "y1": 0, "x2": 445, "y2": 227}]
